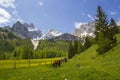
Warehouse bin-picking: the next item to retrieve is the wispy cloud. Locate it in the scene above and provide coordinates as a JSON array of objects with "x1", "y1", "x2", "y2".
[
  {"x1": 38, "y1": 0, "x2": 43, "y2": 6},
  {"x1": 0, "y1": 0, "x2": 22, "y2": 25},
  {"x1": 74, "y1": 22, "x2": 87, "y2": 28},
  {"x1": 87, "y1": 14, "x2": 94, "y2": 21},
  {"x1": 0, "y1": 8, "x2": 11, "y2": 24},
  {"x1": 110, "y1": 11, "x2": 117, "y2": 15},
  {"x1": 0, "y1": 0, "x2": 16, "y2": 9},
  {"x1": 12, "y1": 9, "x2": 23, "y2": 22}
]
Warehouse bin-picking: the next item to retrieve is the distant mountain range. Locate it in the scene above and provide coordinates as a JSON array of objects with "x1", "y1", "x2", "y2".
[
  {"x1": 0, "y1": 21, "x2": 99, "y2": 41},
  {"x1": 50, "y1": 33, "x2": 79, "y2": 41},
  {"x1": 40, "y1": 29, "x2": 62, "y2": 40},
  {"x1": 11, "y1": 21, "x2": 42, "y2": 39},
  {"x1": 72, "y1": 21, "x2": 96, "y2": 38}
]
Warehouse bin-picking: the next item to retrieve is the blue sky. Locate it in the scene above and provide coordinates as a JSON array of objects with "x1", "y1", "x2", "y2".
[{"x1": 0, "y1": 0, "x2": 120, "y2": 33}]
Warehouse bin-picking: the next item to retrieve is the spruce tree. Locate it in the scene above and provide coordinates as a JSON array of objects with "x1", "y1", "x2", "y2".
[
  {"x1": 95, "y1": 5, "x2": 109, "y2": 40},
  {"x1": 68, "y1": 42, "x2": 73, "y2": 59},
  {"x1": 77, "y1": 40, "x2": 83, "y2": 54},
  {"x1": 95, "y1": 5, "x2": 118, "y2": 54},
  {"x1": 84, "y1": 37, "x2": 92, "y2": 49},
  {"x1": 73, "y1": 41, "x2": 78, "y2": 54},
  {"x1": 109, "y1": 18, "x2": 119, "y2": 35},
  {"x1": 97, "y1": 32, "x2": 110, "y2": 54}
]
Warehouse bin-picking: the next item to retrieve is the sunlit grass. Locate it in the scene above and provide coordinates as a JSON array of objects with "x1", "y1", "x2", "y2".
[{"x1": 0, "y1": 57, "x2": 61, "y2": 69}]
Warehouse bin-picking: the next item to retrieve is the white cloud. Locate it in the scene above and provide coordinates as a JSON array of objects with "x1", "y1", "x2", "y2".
[
  {"x1": 12, "y1": 9, "x2": 23, "y2": 22},
  {"x1": 87, "y1": 14, "x2": 94, "y2": 21},
  {"x1": 117, "y1": 20, "x2": 120, "y2": 26},
  {"x1": 110, "y1": 11, "x2": 117, "y2": 15},
  {"x1": 38, "y1": 0, "x2": 43, "y2": 6},
  {"x1": 0, "y1": 0, "x2": 22, "y2": 25},
  {"x1": 0, "y1": 8, "x2": 11, "y2": 24},
  {"x1": 75, "y1": 22, "x2": 87, "y2": 28},
  {"x1": 0, "y1": 0, "x2": 16, "y2": 9}
]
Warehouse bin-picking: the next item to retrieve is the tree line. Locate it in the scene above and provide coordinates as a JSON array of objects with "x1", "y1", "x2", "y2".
[{"x1": 68, "y1": 5, "x2": 120, "y2": 59}]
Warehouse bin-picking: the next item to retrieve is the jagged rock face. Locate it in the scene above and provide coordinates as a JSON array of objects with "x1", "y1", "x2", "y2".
[
  {"x1": 11, "y1": 21, "x2": 42, "y2": 39},
  {"x1": 51, "y1": 33, "x2": 79, "y2": 41},
  {"x1": 40, "y1": 29, "x2": 62, "y2": 40},
  {"x1": 72, "y1": 22, "x2": 95, "y2": 38}
]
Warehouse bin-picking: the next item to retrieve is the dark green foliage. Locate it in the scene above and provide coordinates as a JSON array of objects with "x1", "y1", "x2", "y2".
[
  {"x1": 33, "y1": 50, "x2": 63, "y2": 59},
  {"x1": 0, "y1": 28, "x2": 19, "y2": 39},
  {"x1": 0, "y1": 27, "x2": 33, "y2": 60},
  {"x1": 95, "y1": 5, "x2": 118, "y2": 54},
  {"x1": 83, "y1": 37, "x2": 92, "y2": 49},
  {"x1": 77, "y1": 40, "x2": 83, "y2": 54},
  {"x1": 13, "y1": 46, "x2": 33, "y2": 59},
  {"x1": 95, "y1": 5, "x2": 109, "y2": 40},
  {"x1": 68, "y1": 42, "x2": 74, "y2": 59},
  {"x1": 96, "y1": 32, "x2": 110, "y2": 54},
  {"x1": 36, "y1": 40, "x2": 69, "y2": 58},
  {"x1": 0, "y1": 53, "x2": 5, "y2": 60},
  {"x1": 73, "y1": 41, "x2": 78, "y2": 54},
  {"x1": 109, "y1": 18, "x2": 119, "y2": 35}
]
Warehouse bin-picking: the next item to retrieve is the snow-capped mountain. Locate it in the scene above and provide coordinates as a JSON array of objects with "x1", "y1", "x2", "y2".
[
  {"x1": 72, "y1": 21, "x2": 96, "y2": 38},
  {"x1": 11, "y1": 21, "x2": 42, "y2": 39},
  {"x1": 50, "y1": 33, "x2": 79, "y2": 41},
  {"x1": 40, "y1": 29, "x2": 62, "y2": 40}
]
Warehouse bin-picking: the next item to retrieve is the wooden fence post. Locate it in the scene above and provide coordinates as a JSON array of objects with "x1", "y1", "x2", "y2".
[
  {"x1": 14, "y1": 59, "x2": 16, "y2": 69},
  {"x1": 28, "y1": 59, "x2": 30, "y2": 68}
]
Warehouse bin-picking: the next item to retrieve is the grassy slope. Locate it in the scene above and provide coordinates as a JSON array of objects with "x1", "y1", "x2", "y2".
[
  {"x1": 0, "y1": 34, "x2": 120, "y2": 80},
  {"x1": 59, "y1": 34, "x2": 120, "y2": 80}
]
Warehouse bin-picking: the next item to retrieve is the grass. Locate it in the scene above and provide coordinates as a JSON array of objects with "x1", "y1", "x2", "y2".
[
  {"x1": 0, "y1": 58, "x2": 61, "y2": 69},
  {"x1": 0, "y1": 34, "x2": 120, "y2": 80}
]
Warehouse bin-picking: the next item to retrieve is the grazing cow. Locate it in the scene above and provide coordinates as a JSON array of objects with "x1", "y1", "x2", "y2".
[{"x1": 52, "y1": 57, "x2": 68, "y2": 67}]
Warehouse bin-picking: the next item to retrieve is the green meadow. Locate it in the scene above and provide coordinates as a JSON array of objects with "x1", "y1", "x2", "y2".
[{"x1": 0, "y1": 34, "x2": 120, "y2": 80}]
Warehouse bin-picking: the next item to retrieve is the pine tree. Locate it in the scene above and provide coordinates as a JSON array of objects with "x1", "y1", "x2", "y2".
[
  {"x1": 84, "y1": 37, "x2": 92, "y2": 49},
  {"x1": 77, "y1": 40, "x2": 83, "y2": 54},
  {"x1": 97, "y1": 32, "x2": 110, "y2": 54},
  {"x1": 68, "y1": 42, "x2": 73, "y2": 59},
  {"x1": 95, "y1": 5, "x2": 117, "y2": 54},
  {"x1": 73, "y1": 41, "x2": 78, "y2": 54},
  {"x1": 109, "y1": 18, "x2": 119, "y2": 35},
  {"x1": 95, "y1": 5, "x2": 109, "y2": 40}
]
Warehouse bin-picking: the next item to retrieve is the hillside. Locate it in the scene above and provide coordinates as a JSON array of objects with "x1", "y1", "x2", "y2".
[
  {"x1": 58, "y1": 34, "x2": 120, "y2": 80},
  {"x1": 0, "y1": 28, "x2": 18, "y2": 39},
  {"x1": 0, "y1": 34, "x2": 120, "y2": 80},
  {"x1": 0, "y1": 28, "x2": 33, "y2": 59}
]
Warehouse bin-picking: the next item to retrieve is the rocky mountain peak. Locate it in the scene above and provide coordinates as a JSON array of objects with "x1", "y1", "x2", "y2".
[
  {"x1": 11, "y1": 21, "x2": 42, "y2": 39},
  {"x1": 40, "y1": 29, "x2": 62, "y2": 40},
  {"x1": 72, "y1": 21, "x2": 96, "y2": 38}
]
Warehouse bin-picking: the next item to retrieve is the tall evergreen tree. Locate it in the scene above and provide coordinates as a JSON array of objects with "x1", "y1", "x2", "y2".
[
  {"x1": 95, "y1": 5, "x2": 109, "y2": 40},
  {"x1": 97, "y1": 32, "x2": 110, "y2": 54},
  {"x1": 73, "y1": 41, "x2": 78, "y2": 54},
  {"x1": 95, "y1": 5, "x2": 118, "y2": 54},
  {"x1": 77, "y1": 41, "x2": 83, "y2": 54},
  {"x1": 109, "y1": 18, "x2": 119, "y2": 35},
  {"x1": 84, "y1": 37, "x2": 92, "y2": 49},
  {"x1": 68, "y1": 42, "x2": 73, "y2": 59}
]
